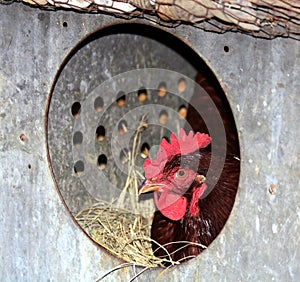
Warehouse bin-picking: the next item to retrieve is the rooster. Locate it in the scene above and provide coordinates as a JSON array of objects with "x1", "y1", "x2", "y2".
[{"x1": 139, "y1": 129, "x2": 240, "y2": 264}]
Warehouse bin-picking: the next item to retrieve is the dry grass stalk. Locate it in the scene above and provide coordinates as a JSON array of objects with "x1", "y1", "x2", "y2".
[
  {"x1": 76, "y1": 202, "x2": 207, "y2": 268},
  {"x1": 116, "y1": 115, "x2": 148, "y2": 212},
  {"x1": 76, "y1": 203, "x2": 174, "y2": 267}
]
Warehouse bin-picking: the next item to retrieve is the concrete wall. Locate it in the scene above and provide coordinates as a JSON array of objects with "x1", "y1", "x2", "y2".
[{"x1": 0, "y1": 3, "x2": 299, "y2": 281}]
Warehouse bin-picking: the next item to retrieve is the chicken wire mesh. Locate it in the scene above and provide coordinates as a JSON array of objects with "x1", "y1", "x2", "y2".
[{"x1": 1, "y1": 0, "x2": 300, "y2": 39}]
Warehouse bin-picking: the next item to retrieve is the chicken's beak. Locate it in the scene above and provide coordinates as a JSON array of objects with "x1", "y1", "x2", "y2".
[{"x1": 138, "y1": 179, "x2": 163, "y2": 195}]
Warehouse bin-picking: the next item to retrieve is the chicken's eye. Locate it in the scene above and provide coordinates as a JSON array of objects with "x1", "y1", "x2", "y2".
[{"x1": 176, "y1": 168, "x2": 188, "y2": 179}]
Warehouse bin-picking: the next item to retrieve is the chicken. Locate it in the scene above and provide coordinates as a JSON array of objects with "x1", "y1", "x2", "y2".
[{"x1": 139, "y1": 129, "x2": 240, "y2": 264}]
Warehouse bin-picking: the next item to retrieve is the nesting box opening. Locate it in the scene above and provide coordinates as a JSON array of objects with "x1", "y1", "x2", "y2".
[
  {"x1": 137, "y1": 88, "x2": 148, "y2": 102},
  {"x1": 71, "y1": 101, "x2": 81, "y2": 118},
  {"x1": 73, "y1": 131, "x2": 83, "y2": 146},
  {"x1": 46, "y1": 23, "x2": 240, "y2": 268},
  {"x1": 96, "y1": 125, "x2": 106, "y2": 141},
  {"x1": 118, "y1": 119, "x2": 128, "y2": 135},
  {"x1": 157, "y1": 82, "x2": 167, "y2": 97},
  {"x1": 97, "y1": 154, "x2": 108, "y2": 170},
  {"x1": 74, "y1": 160, "x2": 84, "y2": 176},
  {"x1": 94, "y1": 96, "x2": 104, "y2": 112},
  {"x1": 116, "y1": 91, "x2": 126, "y2": 107},
  {"x1": 141, "y1": 143, "x2": 150, "y2": 159},
  {"x1": 177, "y1": 78, "x2": 187, "y2": 93}
]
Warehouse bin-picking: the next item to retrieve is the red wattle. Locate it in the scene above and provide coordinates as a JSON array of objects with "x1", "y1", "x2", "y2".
[
  {"x1": 154, "y1": 191, "x2": 187, "y2": 221},
  {"x1": 190, "y1": 183, "x2": 207, "y2": 216}
]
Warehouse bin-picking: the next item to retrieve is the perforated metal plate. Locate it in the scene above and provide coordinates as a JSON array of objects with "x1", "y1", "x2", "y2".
[{"x1": 47, "y1": 24, "x2": 208, "y2": 214}]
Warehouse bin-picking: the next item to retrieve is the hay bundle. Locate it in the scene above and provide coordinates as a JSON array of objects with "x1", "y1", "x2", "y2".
[{"x1": 75, "y1": 203, "x2": 174, "y2": 267}]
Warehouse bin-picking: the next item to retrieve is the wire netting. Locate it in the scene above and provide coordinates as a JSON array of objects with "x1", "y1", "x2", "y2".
[{"x1": 1, "y1": 0, "x2": 299, "y2": 39}]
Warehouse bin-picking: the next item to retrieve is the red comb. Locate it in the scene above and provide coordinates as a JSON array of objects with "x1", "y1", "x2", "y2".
[{"x1": 144, "y1": 129, "x2": 211, "y2": 178}]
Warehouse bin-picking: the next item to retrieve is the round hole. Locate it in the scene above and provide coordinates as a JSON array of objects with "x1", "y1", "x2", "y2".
[
  {"x1": 140, "y1": 143, "x2": 150, "y2": 158},
  {"x1": 96, "y1": 126, "x2": 105, "y2": 141},
  {"x1": 178, "y1": 105, "x2": 188, "y2": 119},
  {"x1": 74, "y1": 160, "x2": 84, "y2": 175},
  {"x1": 28, "y1": 164, "x2": 32, "y2": 169},
  {"x1": 137, "y1": 88, "x2": 148, "y2": 102},
  {"x1": 116, "y1": 91, "x2": 126, "y2": 107},
  {"x1": 224, "y1": 46, "x2": 230, "y2": 53},
  {"x1": 94, "y1": 96, "x2": 104, "y2": 112},
  {"x1": 71, "y1": 101, "x2": 81, "y2": 118},
  {"x1": 97, "y1": 154, "x2": 107, "y2": 170},
  {"x1": 268, "y1": 183, "x2": 276, "y2": 195},
  {"x1": 47, "y1": 23, "x2": 241, "y2": 267},
  {"x1": 119, "y1": 148, "x2": 129, "y2": 164},
  {"x1": 177, "y1": 78, "x2": 187, "y2": 93},
  {"x1": 118, "y1": 120, "x2": 128, "y2": 135},
  {"x1": 63, "y1": 21, "x2": 68, "y2": 28},
  {"x1": 73, "y1": 131, "x2": 83, "y2": 146},
  {"x1": 159, "y1": 110, "x2": 169, "y2": 125},
  {"x1": 157, "y1": 82, "x2": 167, "y2": 97},
  {"x1": 19, "y1": 133, "x2": 26, "y2": 142}
]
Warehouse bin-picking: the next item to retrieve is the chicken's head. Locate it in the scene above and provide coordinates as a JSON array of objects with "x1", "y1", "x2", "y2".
[{"x1": 139, "y1": 129, "x2": 211, "y2": 221}]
